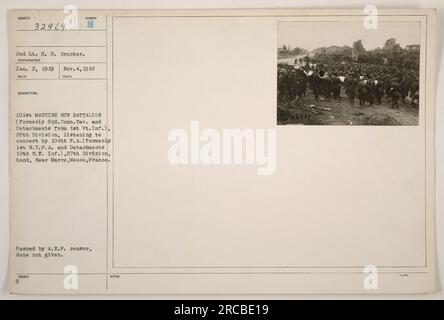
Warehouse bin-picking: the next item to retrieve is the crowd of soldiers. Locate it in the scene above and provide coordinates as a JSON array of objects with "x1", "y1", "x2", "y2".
[{"x1": 278, "y1": 60, "x2": 419, "y2": 109}]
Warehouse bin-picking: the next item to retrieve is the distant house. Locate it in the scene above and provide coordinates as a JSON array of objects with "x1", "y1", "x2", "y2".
[
  {"x1": 351, "y1": 48, "x2": 359, "y2": 61},
  {"x1": 406, "y1": 44, "x2": 420, "y2": 51},
  {"x1": 351, "y1": 40, "x2": 366, "y2": 61}
]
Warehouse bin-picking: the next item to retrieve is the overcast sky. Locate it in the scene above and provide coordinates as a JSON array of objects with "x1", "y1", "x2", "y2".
[{"x1": 278, "y1": 21, "x2": 421, "y2": 51}]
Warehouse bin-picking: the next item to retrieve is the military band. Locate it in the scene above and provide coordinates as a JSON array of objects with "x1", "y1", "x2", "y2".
[{"x1": 277, "y1": 59, "x2": 419, "y2": 109}]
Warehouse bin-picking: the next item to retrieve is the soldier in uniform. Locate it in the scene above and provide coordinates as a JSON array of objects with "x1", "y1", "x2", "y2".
[
  {"x1": 277, "y1": 68, "x2": 290, "y2": 103},
  {"x1": 400, "y1": 76, "x2": 411, "y2": 101},
  {"x1": 389, "y1": 78, "x2": 401, "y2": 109},
  {"x1": 322, "y1": 76, "x2": 332, "y2": 101},
  {"x1": 345, "y1": 76, "x2": 357, "y2": 106},
  {"x1": 383, "y1": 75, "x2": 392, "y2": 99},
  {"x1": 365, "y1": 79, "x2": 375, "y2": 106},
  {"x1": 374, "y1": 80, "x2": 384, "y2": 105},
  {"x1": 311, "y1": 70, "x2": 322, "y2": 101},
  {"x1": 331, "y1": 75, "x2": 342, "y2": 102},
  {"x1": 288, "y1": 69, "x2": 298, "y2": 103},
  {"x1": 357, "y1": 79, "x2": 367, "y2": 107},
  {"x1": 410, "y1": 79, "x2": 419, "y2": 106},
  {"x1": 291, "y1": 69, "x2": 308, "y2": 107}
]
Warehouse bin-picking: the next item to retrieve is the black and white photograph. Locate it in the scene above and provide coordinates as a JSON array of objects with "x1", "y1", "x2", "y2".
[
  {"x1": 1, "y1": 3, "x2": 442, "y2": 303},
  {"x1": 277, "y1": 21, "x2": 421, "y2": 125}
]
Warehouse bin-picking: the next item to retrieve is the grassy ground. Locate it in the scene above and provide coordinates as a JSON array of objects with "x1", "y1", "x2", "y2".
[{"x1": 277, "y1": 88, "x2": 419, "y2": 126}]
